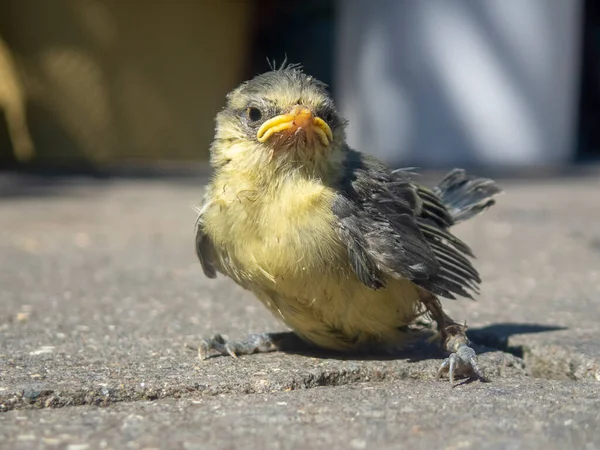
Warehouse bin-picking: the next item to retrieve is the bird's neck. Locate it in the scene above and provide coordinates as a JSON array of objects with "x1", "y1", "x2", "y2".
[{"x1": 216, "y1": 144, "x2": 345, "y2": 190}]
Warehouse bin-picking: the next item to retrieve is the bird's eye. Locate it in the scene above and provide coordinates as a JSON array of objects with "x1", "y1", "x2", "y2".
[
  {"x1": 322, "y1": 110, "x2": 335, "y2": 125},
  {"x1": 246, "y1": 107, "x2": 262, "y2": 122}
]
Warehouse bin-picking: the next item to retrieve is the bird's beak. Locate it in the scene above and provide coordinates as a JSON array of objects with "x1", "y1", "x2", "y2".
[{"x1": 256, "y1": 106, "x2": 333, "y2": 147}]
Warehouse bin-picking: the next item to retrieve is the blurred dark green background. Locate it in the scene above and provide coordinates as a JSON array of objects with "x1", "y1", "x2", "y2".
[{"x1": 0, "y1": 0, "x2": 598, "y2": 168}]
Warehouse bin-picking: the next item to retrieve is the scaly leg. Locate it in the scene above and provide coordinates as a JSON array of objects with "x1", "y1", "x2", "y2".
[{"x1": 420, "y1": 292, "x2": 488, "y2": 386}]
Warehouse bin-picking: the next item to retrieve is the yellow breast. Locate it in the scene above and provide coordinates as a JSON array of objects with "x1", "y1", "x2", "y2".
[{"x1": 204, "y1": 172, "x2": 344, "y2": 289}]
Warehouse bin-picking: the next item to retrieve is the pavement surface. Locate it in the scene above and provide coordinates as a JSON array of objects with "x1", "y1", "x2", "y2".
[{"x1": 1, "y1": 169, "x2": 599, "y2": 449}]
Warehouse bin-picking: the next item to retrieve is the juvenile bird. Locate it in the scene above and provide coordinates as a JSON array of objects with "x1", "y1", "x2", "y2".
[{"x1": 195, "y1": 63, "x2": 502, "y2": 386}]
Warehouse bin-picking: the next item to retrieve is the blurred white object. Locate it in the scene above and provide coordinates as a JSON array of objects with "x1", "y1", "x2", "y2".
[{"x1": 335, "y1": 0, "x2": 583, "y2": 168}]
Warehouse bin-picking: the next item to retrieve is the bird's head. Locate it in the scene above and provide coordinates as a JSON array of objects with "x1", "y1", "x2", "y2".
[{"x1": 210, "y1": 64, "x2": 347, "y2": 174}]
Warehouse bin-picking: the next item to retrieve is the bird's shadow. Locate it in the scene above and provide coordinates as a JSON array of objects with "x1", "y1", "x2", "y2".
[{"x1": 267, "y1": 322, "x2": 567, "y2": 363}]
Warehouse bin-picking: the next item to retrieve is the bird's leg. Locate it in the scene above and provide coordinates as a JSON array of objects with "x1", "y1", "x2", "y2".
[
  {"x1": 198, "y1": 332, "x2": 289, "y2": 360},
  {"x1": 420, "y1": 292, "x2": 487, "y2": 386}
]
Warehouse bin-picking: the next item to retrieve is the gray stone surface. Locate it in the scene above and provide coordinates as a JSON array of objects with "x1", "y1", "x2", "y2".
[
  {"x1": 1, "y1": 170, "x2": 599, "y2": 448},
  {"x1": 1, "y1": 380, "x2": 599, "y2": 450}
]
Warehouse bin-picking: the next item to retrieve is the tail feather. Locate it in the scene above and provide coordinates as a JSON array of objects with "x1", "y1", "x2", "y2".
[{"x1": 434, "y1": 169, "x2": 502, "y2": 224}]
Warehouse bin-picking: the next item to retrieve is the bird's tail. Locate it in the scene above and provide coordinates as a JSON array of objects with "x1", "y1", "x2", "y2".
[{"x1": 434, "y1": 169, "x2": 502, "y2": 224}]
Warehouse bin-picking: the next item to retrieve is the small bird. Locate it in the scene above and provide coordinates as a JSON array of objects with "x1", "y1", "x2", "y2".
[{"x1": 195, "y1": 62, "x2": 502, "y2": 386}]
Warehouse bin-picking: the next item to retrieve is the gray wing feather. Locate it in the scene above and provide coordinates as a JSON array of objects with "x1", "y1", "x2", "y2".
[
  {"x1": 193, "y1": 195, "x2": 252, "y2": 289},
  {"x1": 332, "y1": 150, "x2": 482, "y2": 300},
  {"x1": 194, "y1": 200, "x2": 218, "y2": 279}
]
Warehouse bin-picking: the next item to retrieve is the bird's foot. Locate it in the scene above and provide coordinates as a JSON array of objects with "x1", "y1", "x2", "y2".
[
  {"x1": 420, "y1": 291, "x2": 489, "y2": 386},
  {"x1": 198, "y1": 333, "x2": 279, "y2": 361},
  {"x1": 436, "y1": 323, "x2": 488, "y2": 387}
]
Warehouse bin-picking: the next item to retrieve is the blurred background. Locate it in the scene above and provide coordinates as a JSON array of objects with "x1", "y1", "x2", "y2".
[{"x1": 0, "y1": 0, "x2": 598, "y2": 171}]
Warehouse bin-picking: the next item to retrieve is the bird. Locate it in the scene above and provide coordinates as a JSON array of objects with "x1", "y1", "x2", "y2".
[{"x1": 194, "y1": 62, "x2": 502, "y2": 386}]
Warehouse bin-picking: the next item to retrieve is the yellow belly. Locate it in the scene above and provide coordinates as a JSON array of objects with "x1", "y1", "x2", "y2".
[
  {"x1": 204, "y1": 173, "x2": 421, "y2": 351},
  {"x1": 251, "y1": 275, "x2": 422, "y2": 351}
]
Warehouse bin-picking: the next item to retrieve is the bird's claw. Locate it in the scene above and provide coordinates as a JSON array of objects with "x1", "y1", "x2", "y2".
[
  {"x1": 436, "y1": 343, "x2": 487, "y2": 387},
  {"x1": 198, "y1": 333, "x2": 278, "y2": 361}
]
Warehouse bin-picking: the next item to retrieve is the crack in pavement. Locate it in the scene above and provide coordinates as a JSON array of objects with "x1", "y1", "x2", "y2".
[
  {"x1": 0, "y1": 329, "x2": 564, "y2": 413},
  {"x1": 1, "y1": 327, "x2": 597, "y2": 413}
]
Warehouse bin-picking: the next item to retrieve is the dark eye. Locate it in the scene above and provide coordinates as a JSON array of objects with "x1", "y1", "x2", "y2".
[
  {"x1": 246, "y1": 107, "x2": 262, "y2": 122},
  {"x1": 322, "y1": 109, "x2": 335, "y2": 125}
]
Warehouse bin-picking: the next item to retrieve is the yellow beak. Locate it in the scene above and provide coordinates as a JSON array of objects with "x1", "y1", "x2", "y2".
[{"x1": 256, "y1": 106, "x2": 333, "y2": 147}]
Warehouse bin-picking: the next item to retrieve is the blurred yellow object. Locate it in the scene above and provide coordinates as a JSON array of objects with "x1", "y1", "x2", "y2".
[
  {"x1": 0, "y1": 37, "x2": 34, "y2": 163},
  {"x1": 0, "y1": 0, "x2": 252, "y2": 164}
]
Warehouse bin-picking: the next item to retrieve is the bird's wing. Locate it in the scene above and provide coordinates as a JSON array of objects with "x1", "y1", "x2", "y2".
[
  {"x1": 194, "y1": 194, "x2": 250, "y2": 288},
  {"x1": 332, "y1": 150, "x2": 480, "y2": 299},
  {"x1": 194, "y1": 196, "x2": 218, "y2": 279}
]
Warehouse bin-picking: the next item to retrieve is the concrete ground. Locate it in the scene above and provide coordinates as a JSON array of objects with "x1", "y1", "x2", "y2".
[{"x1": 1, "y1": 169, "x2": 599, "y2": 449}]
